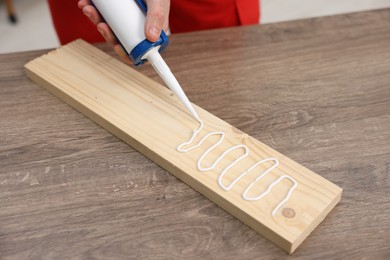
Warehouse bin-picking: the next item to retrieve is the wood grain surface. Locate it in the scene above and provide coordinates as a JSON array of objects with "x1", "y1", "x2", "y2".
[
  {"x1": 25, "y1": 39, "x2": 341, "y2": 253},
  {"x1": 1, "y1": 9, "x2": 390, "y2": 259}
]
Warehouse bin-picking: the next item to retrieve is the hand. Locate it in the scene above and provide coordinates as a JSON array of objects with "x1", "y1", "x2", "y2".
[{"x1": 78, "y1": 0, "x2": 170, "y2": 64}]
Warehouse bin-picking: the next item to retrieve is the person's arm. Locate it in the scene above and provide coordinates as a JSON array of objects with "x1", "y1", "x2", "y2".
[{"x1": 78, "y1": 0, "x2": 170, "y2": 64}]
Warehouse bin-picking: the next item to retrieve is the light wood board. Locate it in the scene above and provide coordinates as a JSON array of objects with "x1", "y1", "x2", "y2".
[{"x1": 25, "y1": 39, "x2": 342, "y2": 253}]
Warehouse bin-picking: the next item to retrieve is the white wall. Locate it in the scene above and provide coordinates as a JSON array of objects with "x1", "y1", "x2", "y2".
[
  {"x1": 262, "y1": 0, "x2": 390, "y2": 23},
  {"x1": 0, "y1": 0, "x2": 59, "y2": 54}
]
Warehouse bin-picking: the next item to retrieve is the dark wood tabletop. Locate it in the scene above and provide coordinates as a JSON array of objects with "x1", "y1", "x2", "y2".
[{"x1": 1, "y1": 9, "x2": 390, "y2": 259}]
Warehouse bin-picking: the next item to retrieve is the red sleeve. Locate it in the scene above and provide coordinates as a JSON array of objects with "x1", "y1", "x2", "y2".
[
  {"x1": 47, "y1": 0, "x2": 104, "y2": 45},
  {"x1": 48, "y1": 0, "x2": 260, "y2": 45},
  {"x1": 170, "y1": 0, "x2": 260, "y2": 33}
]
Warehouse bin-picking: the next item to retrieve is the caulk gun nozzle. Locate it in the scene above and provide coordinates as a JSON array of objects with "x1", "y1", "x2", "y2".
[{"x1": 146, "y1": 48, "x2": 200, "y2": 121}]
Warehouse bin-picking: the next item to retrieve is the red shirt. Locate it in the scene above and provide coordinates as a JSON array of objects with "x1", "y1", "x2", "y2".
[{"x1": 48, "y1": 0, "x2": 260, "y2": 45}]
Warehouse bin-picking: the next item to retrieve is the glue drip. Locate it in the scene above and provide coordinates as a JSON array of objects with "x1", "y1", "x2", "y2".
[{"x1": 177, "y1": 119, "x2": 298, "y2": 216}]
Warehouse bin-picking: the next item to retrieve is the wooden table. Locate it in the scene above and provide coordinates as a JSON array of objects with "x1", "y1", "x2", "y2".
[{"x1": 1, "y1": 9, "x2": 389, "y2": 259}]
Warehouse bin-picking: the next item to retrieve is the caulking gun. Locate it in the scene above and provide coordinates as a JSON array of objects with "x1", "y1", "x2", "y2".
[{"x1": 91, "y1": 0, "x2": 199, "y2": 120}]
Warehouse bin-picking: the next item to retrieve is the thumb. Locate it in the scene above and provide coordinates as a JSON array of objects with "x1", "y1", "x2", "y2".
[{"x1": 144, "y1": 0, "x2": 168, "y2": 42}]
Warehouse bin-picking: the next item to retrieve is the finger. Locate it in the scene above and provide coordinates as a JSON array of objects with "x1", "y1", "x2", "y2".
[
  {"x1": 97, "y1": 22, "x2": 118, "y2": 46},
  {"x1": 113, "y1": 44, "x2": 132, "y2": 65},
  {"x1": 161, "y1": 0, "x2": 170, "y2": 32},
  {"x1": 163, "y1": 14, "x2": 169, "y2": 32},
  {"x1": 98, "y1": 23, "x2": 132, "y2": 65},
  {"x1": 78, "y1": 0, "x2": 92, "y2": 9},
  {"x1": 144, "y1": 0, "x2": 170, "y2": 42},
  {"x1": 82, "y1": 5, "x2": 103, "y2": 25}
]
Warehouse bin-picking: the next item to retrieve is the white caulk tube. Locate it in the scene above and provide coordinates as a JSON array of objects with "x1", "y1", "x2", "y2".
[{"x1": 91, "y1": 0, "x2": 199, "y2": 120}]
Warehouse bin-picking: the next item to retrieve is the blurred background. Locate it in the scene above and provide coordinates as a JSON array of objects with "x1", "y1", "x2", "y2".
[{"x1": 1, "y1": 0, "x2": 390, "y2": 54}]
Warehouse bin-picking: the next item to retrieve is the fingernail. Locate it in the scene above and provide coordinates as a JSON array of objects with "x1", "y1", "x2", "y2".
[
  {"x1": 148, "y1": 27, "x2": 159, "y2": 38},
  {"x1": 83, "y1": 8, "x2": 91, "y2": 18}
]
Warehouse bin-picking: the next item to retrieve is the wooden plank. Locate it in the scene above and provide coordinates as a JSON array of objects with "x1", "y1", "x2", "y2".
[{"x1": 25, "y1": 39, "x2": 342, "y2": 253}]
